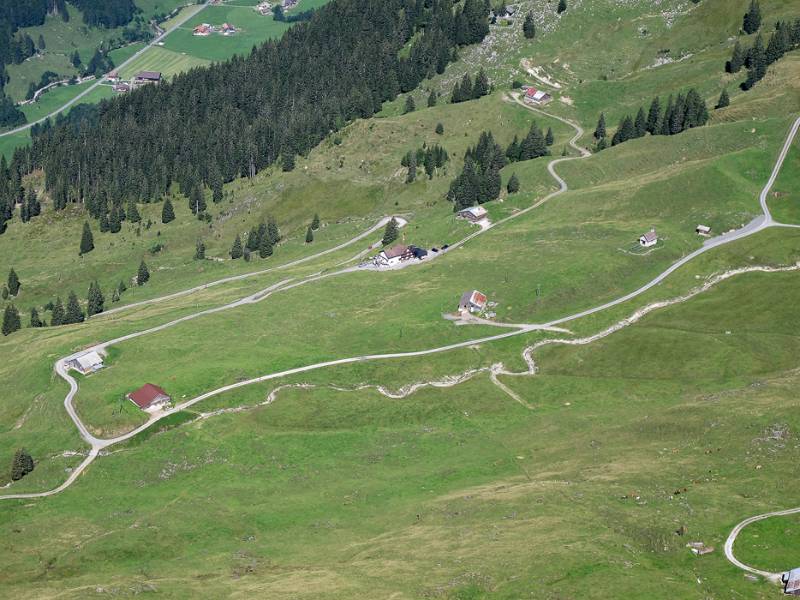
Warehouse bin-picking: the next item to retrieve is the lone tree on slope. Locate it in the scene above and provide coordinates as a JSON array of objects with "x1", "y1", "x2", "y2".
[
  {"x1": 230, "y1": 235, "x2": 243, "y2": 259},
  {"x1": 382, "y1": 218, "x2": 400, "y2": 246},
  {"x1": 137, "y1": 260, "x2": 150, "y2": 284},
  {"x1": 404, "y1": 95, "x2": 415, "y2": 114},
  {"x1": 162, "y1": 197, "x2": 175, "y2": 223},
  {"x1": 7, "y1": 268, "x2": 20, "y2": 296},
  {"x1": 523, "y1": 13, "x2": 536, "y2": 39},
  {"x1": 10, "y1": 448, "x2": 34, "y2": 480},
  {"x1": 311, "y1": 213, "x2": 320, "y2": 230},
  {"x1": 64, "y1": 291, "x2": 84, "y2": 324},
  {"x1": 716, "y1": 89, "x2": 730, "y2": 109},
  {"x1": 507, "y1": 173, "x2": 520, "y2": 194},
  {"x1": 2, "y1": 304, "x2": 21, "y2": 336},
  {"x1": 79, "y1": 222, "x2": 94, "y2": 255},
  {"x1": 557, "y1": 0, "x2": 567, "y2": 14},
  {"x1": 305, "y1": 226, "x2": 314, "y2": 243}
]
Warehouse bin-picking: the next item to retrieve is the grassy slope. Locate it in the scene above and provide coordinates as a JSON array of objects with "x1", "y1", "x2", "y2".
[{"x1": 1, "y1": 0, "x2": 800, "y2": 597}]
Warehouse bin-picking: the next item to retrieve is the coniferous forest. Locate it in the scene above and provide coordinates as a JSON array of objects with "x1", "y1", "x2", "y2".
[{"x1": 2, "y1": 0, "x2": 490, "y2": 237}]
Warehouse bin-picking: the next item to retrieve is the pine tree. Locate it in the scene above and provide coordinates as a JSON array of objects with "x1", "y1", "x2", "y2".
[
  {"x1": 404, "y1": 95, "x2": 416, "y2": 114},
  {"x1": 64, "y1": 291, "x2": 84, "y2": 324},
  {"x1": 194, "y1": 239, "x2": 205, "y2": 260},
  {"x1": 230, "y1": 235, "x2": 243, "y2": 259},
  {"x1": 523, "y1": 13, "x2": 536, "y2": 39},
  {"x1": 11, "y1": 448, "x2": 34, "y2": 480},
  {"x1": 7, "y1": 268, "x2": 20, "y2": 296},
  {"x1": 137, "y1": 260, "x2": 150, "y2": 284},
  {"x1": 267, "y1": 217, "x2": 280, "y2": 245},
  {"x1": 545, "y1": 127, "x2": 554, "y2": 146},
  {"x1": 87, "y1": 281, "x2": 104, "y2": 316},
  {"x1": 646, "y1": 97, "x2": 662, "y2": 134},
  {"x1": 30, "y1": 307, "x2": 43, "y2": 327},
  {"x1": 594, "y1": 113, "x2": 606, "y2": 140},
  {"x1": 79, "y1": 222, "x2": 94, "y2": 255},
  {"x1": 311, "y1": 213, "x2": 320, "y2": 230},
  {"x1": 51, "y1": 297, "x2": 65, "y2": 326},
  {"x1": 118, "y1": 280, "x2": 127, "y2": 295},
  {"x1": 435, "y1": 122, "x2": 444, "y2": 135},
  {"x1": 472, "y1": 68, "x2": 489, "y2": 99},
  {"x1": 189, "y1": 186, "x2": 206, "y2": 215},
  {"x1": 507, "y1": 173, "x2": 520, "y2": 194},
  {"x1": 557, "y1": 0, "x2": 567, "y2": 14},
  {"x1": 305, "y1": 226, "x2": 314, "y2": 243},
  {"x1": 743, "y1": 0, "x2": 761, "y2": 35},
  {"x1": 611, "y1": 115, "x2": 636, "y2": 146},
  {"x1": 716, "y1": 88, "x2": 730, "y2": 109},
  {"x1": 126, "y1": 200, "x2": 141, "y2": 223},
  {"x1": 246, "y1": 226, "x2": 260, "y2": 251},
  {"x1": 161, "y1": 197, "x2": 175, "y2": 223},
  {"x1": 2, "y1": 304, "x2": 21, "y2": 336},
  {"x1": 743, "y1": 34, "x2": 767, "y2": 89},
  {"x1": 406, "y1": 153, "x2": 417, "y2": 183},
  {"x1": 258, "y1": 234, "x2": 273, "y2": 258},
  {"x1": 634, "y1": 107, "x2": 647, "y2": 137},
  {"x1": 382, "y1": 218, "x2": 399, "y2": 246},
  {"x1": 427, "y1": 90, "x2": 437, "y2": 107},
  {"x1": 108, "y1": 207, "x2": 121, "y2": 233},
  {"x1": 727, "y1": 41, "x2": 745, "y2": 73}
]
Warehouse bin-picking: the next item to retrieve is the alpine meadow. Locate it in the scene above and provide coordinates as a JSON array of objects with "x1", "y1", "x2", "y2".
[{"x1": 1, "y1": 0, "x2": 800, "y2": 598}]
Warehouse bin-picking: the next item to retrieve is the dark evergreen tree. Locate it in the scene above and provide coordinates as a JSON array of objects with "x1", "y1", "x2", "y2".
[
  {"x1": 126, "y1": 199, "x2": 140, "y2": 223},
  {"x1": 10, "y1": 448, "x2": 34, "y2": 481},
  {"x1": 545, "y1": 127, "x2": 554, "y2": 145},
  {"x1": 7, "y1": 268, "x2": 20, "y2": 296},
  {"x1": 2, "y1": 303, "x2": 21, "y2": 336},
  {"x1": 137, "y1": 260, "x2": 150, "y2": 284},
  {"x1": 64, "y1": 291, "x2": 84, "y2": 324},
  {"x1": 51, "y1": 297, "x2": 65, "y2": 326},
  {"x1": 230, "y1": 234, "x2": 243, "y2": 259},
  {"x1": 714, "y1": 88, "x2": 731, "y2": 109},
  {"x1": 435, "y1": 122, "x2": 444, "y2": 135},
  {"x1": 406, "y1": 153, "x2": 417, "y2": 183},
  {"x1": 258, "y1": 234, "x2": 273, "y2": 258},
  {"x1": 742, "y1": 33, "x2": 768, "y2": 89},
  {"x1": 557, "y1": 0, "x2": 567, "y2": 14},
  {"x1": 506, "y1": 135, "x2": 520, "y2": 161},
  {"x1": 29, "y1": 307, "x2": 43, "y2": 328},
  {"x1": 305, "y1": 226, "x2": 314, "y2": 243},
  {"x1": 727, "y1": 40, "x2": 745, "y2": 73},
  {"x1": 634, "y1": 107, "x2": 647, "y2": 137},
  {"x1": 519, "y1": 123, "x2": 548, "y2": 160},
  {"x1": 194, "y1": 239, "x2": 205, "y2": 260},
  {"x1": 611, "y1": 115, "x2": 636, "y2": 145},
  {"x1": 246, "y1": 226, "x2": 260, "y2": 251},
  {"x1": 267, "y1": 217, "x2": 280, "y2": 245},
  {"x1": 382, "y1": 218, "x2": 399, "y2": 246},
  {"x1": 162, "y1": 197, "x2": 175, "y2": 223},
  {"x1": 646, "y1": 96, "x2": 662, "y2": 134},
  {"x1": 282, "y1": 152, "x2": 296, "y2": 172},
  {"x1": 472, "y1": 68, "x2": 489, "y2": 98},
  {"x1": 189, "y1": 186, "x2": 206, "y2": 215},
  {"x1": 427, "y1": 90, "x2": 437, "y2": 107},
  {"x1": 523, "y1": 13, "x2": 536, "y2": 39},
  {"x1": 594, "y1": 113, "x2": 606, "y2": 140},
  {"x1": 404, "y1": 95, "x2": 416, "y2": 114},
  {"x1": 87, "y1": 281, "x2": 104, "y2": 316},
  {"x1": 311, "y1": 213, "x2": 320, "y2": 230},
  {"x1": 743, "y1": 0, "x2": 761, "y2": 35},
  {"x1": 506, "y1": 172, "x2": 520, "y2": 194},
  {"x1": 108, "y1": 207, "x2": 121, "y2": 233},
  {"x1": 79, "y1": 222, "x2": 94, "y2": 255}
]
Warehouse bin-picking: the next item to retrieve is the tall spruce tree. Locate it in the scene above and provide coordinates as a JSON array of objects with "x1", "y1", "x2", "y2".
[
  {"x1": 557, "y1": 0, "x2": 567, "y2": 14},
  {"x1": 87, "y1": 281, "x2": 104, "y2": 316},
  {"x1": 472, "y1": 68, "x2": 489, "y2": 98},
  {"x1": 523, "y1": 13, "x2": 536, "y2": 39},
  {"x1": 126, "y1": 199, "x2": 141, "y2": 223},
  {"x1": 594, "y1": 113, "x2": 606, "y2": 140},
  {"x1": 545, "y1": 127, "x2": 554, "y2": 145},
  {"x1": 267, "y1": 217, "x2": 280, "y2": 245},
  {"x1": 382, "y1": 218, "x2": 399, "y2": 246},
  {"x1": 716, "y1": 88, "x2": 731, "y2": 109},
  {"x1": 161, "y1": 197, "x2": 175, "y2": 223},
  {"x1": 51, "y1": 296, "x2": 65, "y2": 326},
  {"x1": 7, "y1": 268, "x2": 20, "y2": 296},
  {"x1": 311, "y1": 213, "x2": 320, "y2": 230},
  {"x1": 634, "y1": 107, "x2": 647, "y2": 137},
  {"x1": 2, "y1": 304, "x2": 21, "y2": 336},
  {"x1": 258, "y1": 234, "x2": 273, "y2": 258},
  {"x1": 189, "y1": 186, "x2": 206, "y2": 215},
  {"x1": 305, "y1": 226, "x2": 314, "y2": 243},
  {"x1": 194, "y1": 239, "x2": 205, "y2": 260},
  {"x1": 727, "y1": 41, "x2": 745, "y2": 73},
  {"x1": 137, "y1": 260, "x2": 150, "y2": 284},
  {"x1": 427, "y1": 90, "x2": 437, "y2": 107},
  {"x1": 230, "y1": 235, "x2": 243, "y2": 259},
  {"x1": 743, "y1": 0, "x2": 761, "y2": 35},
  {"x1": 11, "y1": 448, "x2": 34, "y2": 480},
  {"x1": 507, "y1": 173, "x2": 520, "y2": 194},
  {"x1": 403, "y1": 95, "x2": 416, "y2": 114},
  {"x1": 29, "y1": 307, "x2": 43, "y2": 328},
  {"x1": 79, "y1": 222, "x2": 94, "y2": 255},
  {"x1": 646, "y1": 97, "x2": 662, "y2": 134},
  {"x1": 64, "y1": 291, "x2": 84, "y2": 324}
]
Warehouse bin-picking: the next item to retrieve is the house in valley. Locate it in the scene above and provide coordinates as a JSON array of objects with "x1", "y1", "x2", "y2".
[
  {"x1": 133, "y1": 71, "x2": 162, "y2": 86},
  {"x1": 696, "y1": 224, "x2": 711, "y2": 236},
  {"x1": 457, "y1": 205, "x2": 488, "y2": 222},
  {"x1": 193, "y1": 24, "x2": 212, "y2": 36},
  {"x1": 221, "y1": 23, "x2": 237, "y2": 35},
  {"x1": 106, "y1": 70, "x2": 120, "y2": 83},
  {"x1": 127, "y1": 383, "x2": 171, "y2": 413},
  {"x1": 256, "y1": 1, "x2": 272, "y2": 15},
  {"x1": 458, "y1": 290, "x2": 487, "y2": 315},
  {"x1": 639, "y1": 229, "x2": 658, "y2": 248},
  {"x1": 67, "y1": 350, "x2": 104, "y2": 375},
  {"x1": 375, "y1": 244, "x2": 413, "y2": 267},
  {"x1": 524, "y1": 87, "x2": 552, "y2": 105}
]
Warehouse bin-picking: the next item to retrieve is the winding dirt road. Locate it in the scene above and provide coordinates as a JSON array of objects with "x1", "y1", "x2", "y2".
[{"x1": 2, "y1": 106, "x2": 798, "y2": 542}]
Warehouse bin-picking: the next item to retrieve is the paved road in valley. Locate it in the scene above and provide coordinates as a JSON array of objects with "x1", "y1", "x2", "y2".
[
  {"x1": 0, "y1": 2, "x2": 209, "y2": 139},
  {"x1": 1, "y1": 109, "x2": 798, "y2": 507}
]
